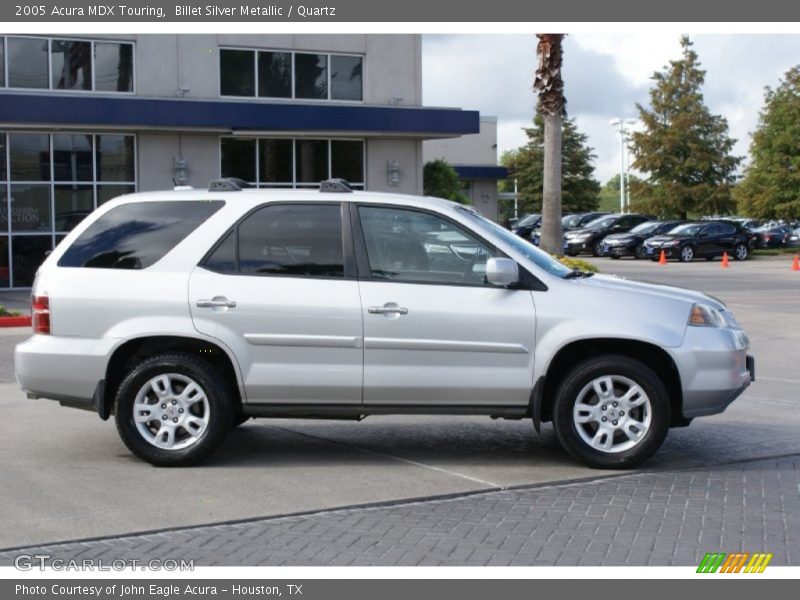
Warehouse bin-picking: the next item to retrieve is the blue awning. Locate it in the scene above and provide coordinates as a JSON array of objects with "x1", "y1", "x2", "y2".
[
  {"x1": 0, "y1": 93, "x2": 479, "y2": 137},
  {"x1": 453, "y1": 165, "x2": 508, "y2": 180}
]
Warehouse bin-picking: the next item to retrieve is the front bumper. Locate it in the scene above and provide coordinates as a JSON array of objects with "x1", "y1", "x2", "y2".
[
  {"x1": 604, "y1": 243, "x2": 637, "y2": 257},
  {"x1": 564, "y1": 240, "x2": 594, "y2": 254},
  {"x1": 669, "y1": 327, "x2": 753, "y2": 418},
  {"x1": 646, "y1": 244, "x2": 680, "y2": 258}
]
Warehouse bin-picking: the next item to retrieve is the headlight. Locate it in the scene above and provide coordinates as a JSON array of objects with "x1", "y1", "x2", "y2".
[{"x1": 688, "y1": 303, "x2": 726, "y2": 327}]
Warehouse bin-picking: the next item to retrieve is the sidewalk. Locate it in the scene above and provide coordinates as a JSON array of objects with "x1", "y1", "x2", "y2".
[{"x1": 1, "y1": 454, "x2": 796, "y2": 566}]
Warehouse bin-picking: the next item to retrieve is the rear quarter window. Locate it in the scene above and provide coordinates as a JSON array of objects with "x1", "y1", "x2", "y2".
[{"x1": 58, "y1": 200, "x2": 224, "y2": 269}]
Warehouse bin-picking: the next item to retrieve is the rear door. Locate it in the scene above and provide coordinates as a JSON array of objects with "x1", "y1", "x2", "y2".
[
  {"x1": 189, "y1": 202, "x2": 363, "y2": 405},
  {"x1": 353, "y1": 204, "x2": 537, "y2": 408}
]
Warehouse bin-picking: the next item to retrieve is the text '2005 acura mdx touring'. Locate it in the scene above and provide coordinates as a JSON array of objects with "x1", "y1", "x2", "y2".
[{"x1": 15, "y1": 179, "x2": 755, "y2": 468}]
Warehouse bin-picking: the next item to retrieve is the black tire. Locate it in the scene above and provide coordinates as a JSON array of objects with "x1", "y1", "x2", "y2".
[
  {"x1": 552, "y1": 355, "x2": 671, "y2": 469},
  {"x1": 634, "y1": 244, "x2": 647, "y2": 260},
  {"x1": 592, "y1": 240, "x2": 604, "y2": 257},
  {"x1": 678, "y1": 245, "x2": 695, "y2": 262},
  {"x1": 114, "y1": 353, "x2": 234, "y2": 467},
  {"x1": 733, "y1": 242, "x2": 749, "y2": 261}
]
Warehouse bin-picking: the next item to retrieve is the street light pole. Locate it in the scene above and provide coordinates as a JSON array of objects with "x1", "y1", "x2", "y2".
[{"x1": 609, "y1": 118, "x2": 637, "y2": 214}]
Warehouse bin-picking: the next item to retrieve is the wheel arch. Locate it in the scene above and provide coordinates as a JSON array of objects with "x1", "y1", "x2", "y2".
[
  {"x1": 536, "y1": 338, "x2": 686, "y2": 428},
  {"x1": 104, "y1": 335, "x2": 245, "y2": 416}
]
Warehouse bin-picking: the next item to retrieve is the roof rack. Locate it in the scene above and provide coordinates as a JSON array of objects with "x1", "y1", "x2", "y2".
[
  {"x1": 320, "y1": 178, "x2": 353, "y2": 193},
  {"x1": 208, "y1": 178, "x2": 253, "y2": 192}
]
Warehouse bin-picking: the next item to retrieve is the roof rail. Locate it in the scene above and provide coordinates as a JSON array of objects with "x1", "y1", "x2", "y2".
[
  {"x1": 208, "y1": 178, "x2": 253, "y2": 192},
  {"x1": 320, "y1": 178, "x2": 353, "y2": 193}
]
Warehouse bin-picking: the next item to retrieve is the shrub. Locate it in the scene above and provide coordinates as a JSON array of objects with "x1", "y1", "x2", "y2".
[{"x1": 558, "y1": 257, "x2": 599, "y2": 273}]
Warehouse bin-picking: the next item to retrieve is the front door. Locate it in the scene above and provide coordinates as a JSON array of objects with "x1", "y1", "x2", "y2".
[
  {"x1": 189, "y1": 202, "x2": 363, "y2": 405},
  {"x1": 354, "y1": 204, "x2": 537, "y2": 408}
]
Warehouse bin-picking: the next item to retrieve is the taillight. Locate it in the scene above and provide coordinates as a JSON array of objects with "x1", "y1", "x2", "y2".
[{"x1": 32, "y1": 295, "x2": 50, "y2": 335}]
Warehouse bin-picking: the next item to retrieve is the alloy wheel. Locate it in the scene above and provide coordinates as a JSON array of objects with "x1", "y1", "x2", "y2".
[{"x1": 572, "y1": 375, "x2": 652, "y2": 454}]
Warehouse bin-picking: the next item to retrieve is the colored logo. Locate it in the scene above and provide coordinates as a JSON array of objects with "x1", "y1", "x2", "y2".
[{"x1": 697, "y1": 552, "x2": 773, "y2": 573}]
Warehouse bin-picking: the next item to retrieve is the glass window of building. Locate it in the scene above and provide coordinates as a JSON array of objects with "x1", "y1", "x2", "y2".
[
  {"x1": 258, "y1": 51, "x2": 292, "y2": 98},
  {"x1": 220, "y1": 49, "x2": 255, "y2": 96},
  {"x1": 221, "y1": 137, "x2": 364, "y2": 188},
  {"x1": 258, "y1": 139, "x2": 293, "y2": 184},
  {"x1": 9, "y1": 134, "x2": 49, "y2": 181},
  {"x1": 1, "y1": 131, "x2": 136, "y2": 287},
  {"x1": 0, "y1": 38, "x2": 5, "y2": 87},
  {"x1": 330, "y1": 55, "x2": 363, "y2": 101},
  {"x1": 7, "y1": 37, "x2": 49, "y2": 89},
  {"x1": 294, "y1": 53, "x2": 328, "y2": 99},
  {"x1": 221, "y1": 138, "x2": 257, "y2": 183},
  {"x1": 51, "y1": 39, "x2": 92, "y2": 90},
  {"x1": 220, "y1": 48, "x2": 363, "y2": 101},
  {"x1": 295, "y1": 139, "x2": 329, "y2": 184},
  {"x1": 94, "y1": 42, "x2": 134, "y2": 92}
]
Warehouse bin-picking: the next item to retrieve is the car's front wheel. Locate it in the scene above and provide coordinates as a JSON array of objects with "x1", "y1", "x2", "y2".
[
  {"x1": 679, "y1": 245, "x2": 695, "y2": 262},
  {"x1": 114, "y1": 353, "x2": 234, "y2": 467},
  {"x1": 734, "y1": 242, "x2": 749, "y2": 261},
  {"x1": 552, "y1": 355, "x2": 670, "y2": 469},
  {"x1": 592, "y1": 240, "x2": 605, "y2": 257}
]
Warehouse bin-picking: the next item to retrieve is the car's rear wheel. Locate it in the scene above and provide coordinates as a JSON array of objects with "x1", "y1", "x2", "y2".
[
  {"x1": 114, "y1": 353, "x2": 234, "y2": 466},
  {"x1": 679, "y1": 245, "x2": 695, "y2": 262},
  {"x1": 552, "y1": 355, "x2": 670, "y2": 469},
  {"x1": 734, "y1": 242, "x2": 749, "y2": 261}
]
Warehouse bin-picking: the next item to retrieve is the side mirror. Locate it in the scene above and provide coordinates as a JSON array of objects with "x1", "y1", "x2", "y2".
[{"x1": 486, "y1": 257, "x2": 519, "y2": 287}]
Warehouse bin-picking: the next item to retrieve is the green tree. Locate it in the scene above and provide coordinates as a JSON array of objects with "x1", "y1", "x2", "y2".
[
  {"x1": 629, "y1": 36, "x2": 740, "y2": 219},
  {"x1": 423, "y1": 159, "x2": 468, "y2": 204},
  {"x1": 502, "y1": 115, "x2": 601, "y2": 215},
  {"x1": 735, "y1": 66, "x2": 800, "y2": 219},
  {"x1": 598, "y1": 174, "x2": 643, "y2": 212}
]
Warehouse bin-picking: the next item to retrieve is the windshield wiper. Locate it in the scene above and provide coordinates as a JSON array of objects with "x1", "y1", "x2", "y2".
[{"x1": 564, "y1": 269, "x2": 595, "y2": 279}]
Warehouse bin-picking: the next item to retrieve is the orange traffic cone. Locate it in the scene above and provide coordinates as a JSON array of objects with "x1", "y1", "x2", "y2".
[
  {"x1": 658, "y1": 250, "x2": 667, "y2": 265},
  {"x1": 792, "y1": 254, "x2": 799, "y2": 271},
  {"x1": 721, "y1": 252, "x2": 730, "y2": 268}
]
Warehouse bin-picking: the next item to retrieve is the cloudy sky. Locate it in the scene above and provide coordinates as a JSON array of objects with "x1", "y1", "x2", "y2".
[{"x1": 422, "y1": 34, "x2": 800, "y2": 183}]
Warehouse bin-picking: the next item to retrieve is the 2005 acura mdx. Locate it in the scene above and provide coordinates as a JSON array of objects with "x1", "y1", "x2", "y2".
[{"x1": 15, "y1": 179, "x2": 755, "y2": 469}]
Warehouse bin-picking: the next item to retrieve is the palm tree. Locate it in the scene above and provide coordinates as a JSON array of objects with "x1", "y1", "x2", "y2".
[{"x1": 534, "y1": 34, "x2": 566, "y2": 256}]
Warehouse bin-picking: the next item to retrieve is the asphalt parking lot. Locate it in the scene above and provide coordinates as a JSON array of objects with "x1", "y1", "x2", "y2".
[{"x1": 0, "y1": 255, "x2": 798, "y2": 565}]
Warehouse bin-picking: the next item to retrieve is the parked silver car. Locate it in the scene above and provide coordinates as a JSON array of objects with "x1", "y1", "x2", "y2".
[{"x1": 15, "y1": 179, "x2": 754, "y2": 468}]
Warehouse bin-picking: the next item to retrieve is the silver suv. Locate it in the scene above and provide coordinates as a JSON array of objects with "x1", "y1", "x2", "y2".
[{"x1": 15, "y1": 179, "x2": 754, "y2": 468}]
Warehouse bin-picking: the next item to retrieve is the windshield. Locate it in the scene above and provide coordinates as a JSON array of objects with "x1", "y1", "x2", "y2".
[
  {"x1": 456, "y1": 208, "x2": 572, "y2": 279},
  {"x1": 515, "y1": 214, "x2": 540, "y2": 227},
  {"x1": 669, "y1": 223, "x2": 705, "y2": 236},
  {"x1": 562, "y1": 214, "x2": 582, "y2": 227},
  {"x1": 629, "y1": 221, "x2": 661, "y2": 235},
  {"x1": 584, "y1": 215, "x2": 617, "y2": 229}
]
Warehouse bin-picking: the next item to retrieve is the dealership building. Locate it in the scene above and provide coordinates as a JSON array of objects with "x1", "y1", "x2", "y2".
[{"x1": 0, "y1": 34, "x2": 482, "y2": 288}]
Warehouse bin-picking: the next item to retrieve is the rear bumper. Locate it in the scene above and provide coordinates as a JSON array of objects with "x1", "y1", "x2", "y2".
[
  {"x1": 669, "y1": 327, "x2": 753, "y2": 418},
  {"x1": 15, "y1": 334, "x2": 115, "y2": 405}
]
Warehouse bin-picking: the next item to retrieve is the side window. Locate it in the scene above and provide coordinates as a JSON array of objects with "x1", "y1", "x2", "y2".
[
  {"x1": 357, "y1": 206, "x2": 495, "y2": 286},
  {"x1": 204, "y1": 204, "x2": 345, "y2": 278},
  {"x1": 58, "y1": 201, "x2": 224, "y2": 269},
  {"x1": 717, "y1": 223, "x2": 736, "y2": 235}
]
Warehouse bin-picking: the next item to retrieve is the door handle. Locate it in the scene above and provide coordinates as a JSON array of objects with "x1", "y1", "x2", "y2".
[
  {"x1": 368, "y1": 305, "x2": 408, "y2": 315},
  {"x1": 196, "y1": 297, "x2": 237, "y2": 308}
]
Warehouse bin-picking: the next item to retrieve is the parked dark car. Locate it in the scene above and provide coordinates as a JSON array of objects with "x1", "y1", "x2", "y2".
[
  {"x1": 787, "y1": 227, "x2": 800, "y2": 248},
  {"x1": 602, "y1": 220, "x2": 684, "y2": 259},
  {"x1": 512, "y1": 213, "x2": 542, "y2": 239},
  {"x1": 644, "y1": 220, "x2": 753, "y2": 262},
  {"x1": 562, "y1": 211, "x2": 611, "y2": 232},
  {"x1": 753, "y1": 224, "x2": 794, "y2": 249},
  {"x1": 564, "y1": 213, "x2": 652, "y2": 257}
]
